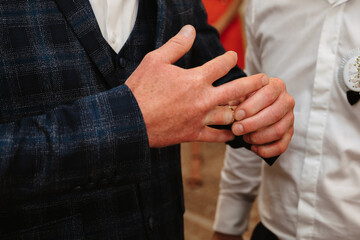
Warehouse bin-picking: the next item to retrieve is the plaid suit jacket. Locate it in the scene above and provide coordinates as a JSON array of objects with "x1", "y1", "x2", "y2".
[{"x1": 0, "y1": 0, "x2": 246, "y2": 239}]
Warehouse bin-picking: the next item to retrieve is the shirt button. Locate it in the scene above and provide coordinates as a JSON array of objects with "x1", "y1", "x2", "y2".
[{"x1": 118, "y1": 57, "x2": 127, "y2": 68}]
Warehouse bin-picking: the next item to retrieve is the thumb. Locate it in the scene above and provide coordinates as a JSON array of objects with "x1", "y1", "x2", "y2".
[{"x1": 157, "y1": 25, "x2": 196, "y2": 64}]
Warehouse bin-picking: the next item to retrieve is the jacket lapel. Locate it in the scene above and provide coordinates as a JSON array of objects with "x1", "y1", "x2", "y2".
[
  {"x1": 53, "y1": 0, "x2": 118, "y2": 88},
  {"x1": 54, "y1": 0, "x2": 174, "y2": 86},
  {"x1": 154, "y1": 0, "x2": 193, "y2": 49}
]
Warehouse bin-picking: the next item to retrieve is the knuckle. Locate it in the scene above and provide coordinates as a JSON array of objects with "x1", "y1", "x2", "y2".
[
  {"x1": 277, "y1": 143, "x2": 287, "y2": 154},
  {"x1": 274, "y1": 124, "x2": 286, "y2": 139},
  {"x1": 248, "y1": 133, "x2": 257, "y2": 144},
  {"x1": 279, "y1": 80, "x2": 286, "y2": 89},
  {"x1": 263, "y1": 90, "x2": 276, "y2": 104},
  {"x1": 290, "y1": 113, "x2": 295, "y2": 124},
  {"x1": 270, "y1": 108, "x2": 284, "y2": 121},
  {"x1": 257, "y1": 147, "x2": 269, "y2": 158},
  {"x1": 287, "y1": 127, "x2": 295, "y2": 139},
  {"x1": 143, "y1": 52, "x2": 158, "y2": 65},
  {"x1": 282, "y1": 91, "x2": 295, "y2": 105},
  {"x1": 273, "y1": 77, "x2": 285, "y2": 88},
  {"x1": 289, "y1": 95, "x2": 296, "y2": 108},
  {"x1": 197, "y1": 68, "x2": 207, "y2": 82},
  {"x1": 196, "y1": 98, "x2": 211, "y2": 115},
  {"x1": 290, "y1": 126, "x2": 295, "y2": 135},
  {"x1": 204, "y1": 96, "x2": 215, "y2": 109}
]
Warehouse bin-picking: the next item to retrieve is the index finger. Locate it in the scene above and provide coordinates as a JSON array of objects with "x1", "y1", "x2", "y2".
[
  {"x1": 195, "y1": 51, "x2": 238, "y2": 84},
  {"x1": 214, "y1": 74, "x2": 269, "y2": 106}
]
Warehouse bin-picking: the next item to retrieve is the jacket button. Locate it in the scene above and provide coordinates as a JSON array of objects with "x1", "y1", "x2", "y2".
[
  {"x1": 148, "y1": 217, "x2": 155, "y2": 231},
  {"x1": 118, "y1": 57, "x2": 127, "y2": 68},
  {"x1": 73, "y1": 186, "x2": 82, "y2": 192}
]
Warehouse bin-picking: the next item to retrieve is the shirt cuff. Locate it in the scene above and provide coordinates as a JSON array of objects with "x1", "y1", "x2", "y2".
[{"x1": 213, "y1": 194, "x2": 253, "y2": 235}]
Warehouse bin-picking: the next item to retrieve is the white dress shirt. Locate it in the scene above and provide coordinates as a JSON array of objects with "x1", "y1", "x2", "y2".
[
  {"x1": 214, "y1": 0, "x2": 360, "y2": 239},
  {"x1": 89, "y1": 0, "x2": 139, "y2": 53}
]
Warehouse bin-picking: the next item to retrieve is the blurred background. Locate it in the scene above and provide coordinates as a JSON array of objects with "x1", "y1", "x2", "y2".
[{"x1": 181, "y1": 143, "x2": 259, "y2": 240}]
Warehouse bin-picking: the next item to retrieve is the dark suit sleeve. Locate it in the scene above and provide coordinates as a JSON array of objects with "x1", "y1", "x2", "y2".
[
  {"x1": 187, "y1": 1, "x2": 278, "y2": 165},
  {"x1": 0, "y1": 85, "x2": 150, "y2": 203}
]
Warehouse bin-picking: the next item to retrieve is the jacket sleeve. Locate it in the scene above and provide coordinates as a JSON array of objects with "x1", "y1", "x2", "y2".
[{"x1": 0, "y1": 85, "x2": 150, "y2": 204}]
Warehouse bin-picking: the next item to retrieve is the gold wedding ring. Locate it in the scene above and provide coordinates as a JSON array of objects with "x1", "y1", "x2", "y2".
[{"x1": 228, "y1": 105, "x2": 236, "y2": 122}]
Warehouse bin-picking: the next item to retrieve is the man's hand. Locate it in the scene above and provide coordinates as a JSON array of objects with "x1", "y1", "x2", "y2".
[
  {"x1": 231, "y1": 78, "x2": 295, "y2": 158},
  {"x1": 212, "y1": 232, "x2": 243, "y2": 240},
  {"x1": 125, "y1": 25, "x2": 268, "y2": 148}
]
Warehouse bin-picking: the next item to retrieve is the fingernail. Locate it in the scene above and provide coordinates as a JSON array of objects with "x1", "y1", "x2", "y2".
[
  {"x1": 235, "y1": 124, "x2": 244, "y2": 135},
  {"x1": 243, "y1": 135, "x2": 250, "y2": 143},
  {"x1": 229, "y1": 51, "x2": 238, "y2": 60},
  {"x1": 179, "y1": 25, "x2": 194, "y2": 38},
  {"x1": 262, "y1": 75, "x2": 269, "y2": 85},
  {"x1": 235, "y1": 110, "x2": 246, "y2": 121}
]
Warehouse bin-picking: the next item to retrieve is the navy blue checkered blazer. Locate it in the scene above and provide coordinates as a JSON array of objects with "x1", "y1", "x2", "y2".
[{"x1": 0, "y1": 0, "x2": 246, "y2": 239}]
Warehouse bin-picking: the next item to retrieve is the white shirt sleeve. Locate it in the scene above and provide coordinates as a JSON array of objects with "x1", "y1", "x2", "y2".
[{"x1": 213, "y1": 146, "x2": 262, "y2": 235}]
